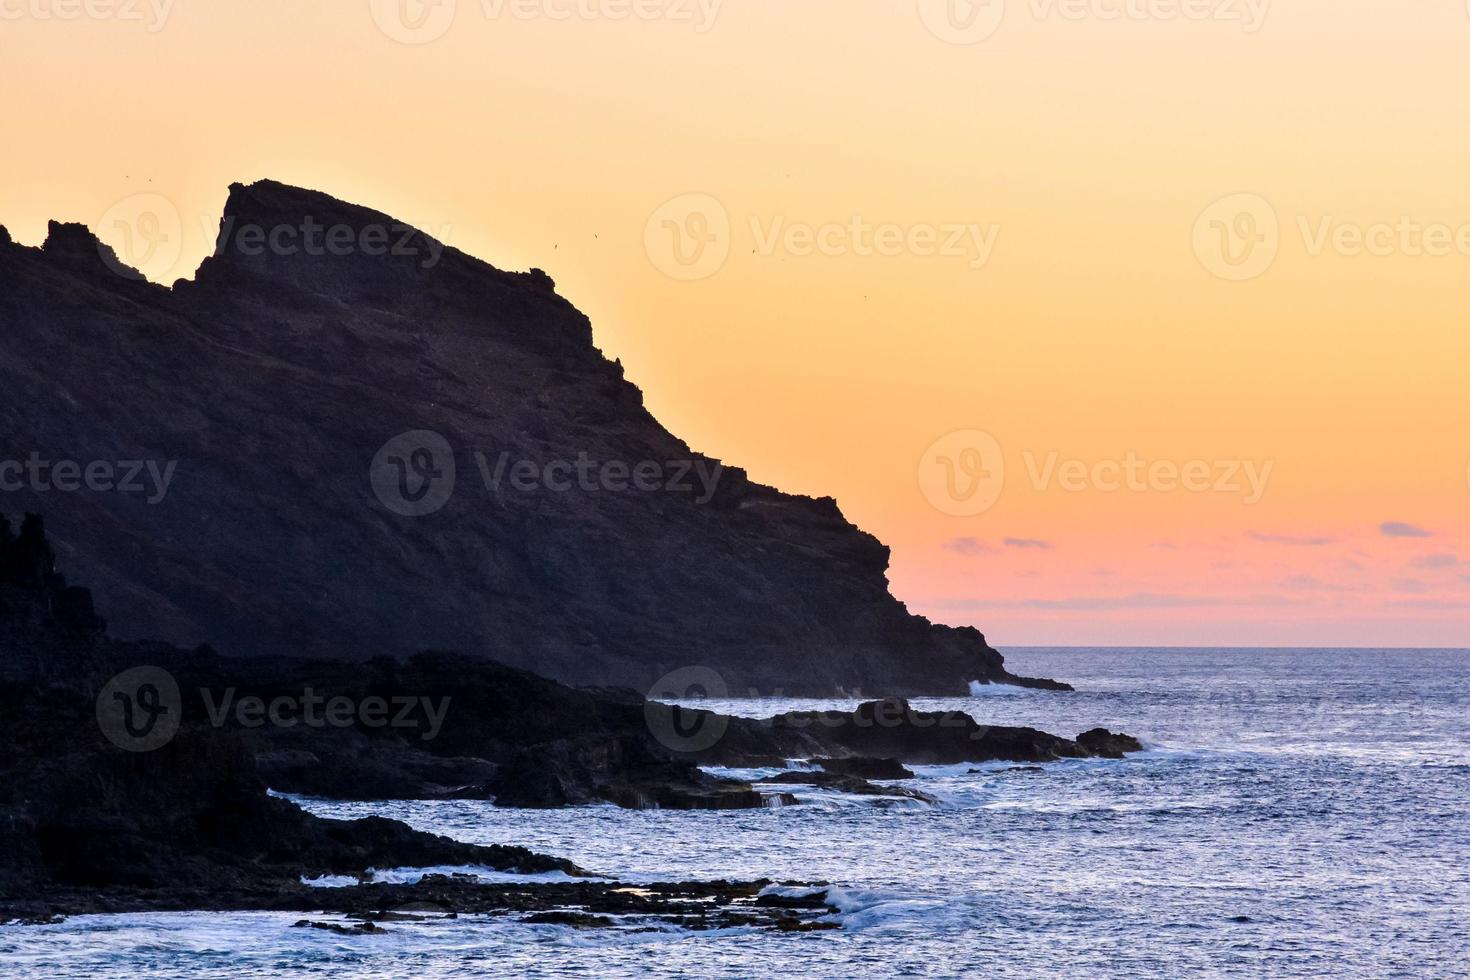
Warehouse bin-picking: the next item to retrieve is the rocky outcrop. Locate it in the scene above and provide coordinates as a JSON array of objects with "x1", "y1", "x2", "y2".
[
  {"x1": 1, "y1": 517, "x2": 1135, "y2": 830},
  {"x1": 0, "y1": 516, "x2": 578, "y2": 919},
  {"x1": 0, "y1": 181, "x2": 1064, "y2": 696},
  {"x1": 693, "y1": 698, "x2": 1141, "y2": 768}
]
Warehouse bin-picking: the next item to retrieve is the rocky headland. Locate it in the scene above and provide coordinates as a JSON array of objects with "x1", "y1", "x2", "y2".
[
  {"x1": 0, "y1": 179, "x2": 1064, "y2": 696},
  {"x1": 0, "y1": 514, "x2": 1139, "y2": 923}
]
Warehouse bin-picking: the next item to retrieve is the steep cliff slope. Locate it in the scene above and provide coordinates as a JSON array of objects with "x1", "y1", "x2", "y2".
[{"x1": 0, "y1": 181, "x2": 1063, "y2": 695}]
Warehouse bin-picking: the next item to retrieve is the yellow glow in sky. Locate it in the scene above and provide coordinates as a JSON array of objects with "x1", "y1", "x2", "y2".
[{"x1": 3, "y1": 0, "x2": 1468, "y2": 645}]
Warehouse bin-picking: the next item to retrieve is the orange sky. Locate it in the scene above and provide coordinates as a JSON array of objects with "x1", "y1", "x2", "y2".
[{"x1": 3, "y1": 1, "x2": 1468, "y2": 646}]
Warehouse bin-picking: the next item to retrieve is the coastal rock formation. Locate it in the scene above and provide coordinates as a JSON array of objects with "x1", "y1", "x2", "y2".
[
  {"x1": 0, "y1": 520, "x2": 586, "y2": 922},
  {"x1": 0, "y1": 181, "x2": 1063, "y2": 696},
  {"x1": 2, "y1": 516, "x2": 1135, "y2": 821},
  {"x1": 0, "y1": 516, "x2": 861, "y2": 927}
]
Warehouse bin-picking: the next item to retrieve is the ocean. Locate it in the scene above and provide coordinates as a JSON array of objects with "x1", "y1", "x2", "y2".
[{"x1": 4, "y1": 648, "x2": 1467, "y2": 978}]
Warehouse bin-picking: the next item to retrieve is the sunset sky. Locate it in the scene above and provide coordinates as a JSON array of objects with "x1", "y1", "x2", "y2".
[{"x1": 3, "y1": 0, "x2": 1468, "y2": 646}]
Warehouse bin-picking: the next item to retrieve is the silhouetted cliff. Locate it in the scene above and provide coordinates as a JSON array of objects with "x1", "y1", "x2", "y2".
[{"x1": 0, "y1": 181, "x2": 1064, "y2": 695}]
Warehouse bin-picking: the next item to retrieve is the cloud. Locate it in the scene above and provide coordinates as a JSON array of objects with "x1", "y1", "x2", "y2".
[
  {"x1": 942, "y1": 536, "x2": 994, "y2": 556},
  {"x1": 1388, "y1": 598, "x2": 1470, "y2": 610},
  {"x1": 1392, "y1": 578, "x2": 1429, "y2": 594},
  {"x1": 1279, "y1": 575, "x2": 1354, "y2": 592},
  {"x1": 1410, "y1": 554, "x2": 1460, "y2": 570},
  {"x1": 1247, "y1": 531, "x2": 1335, "y2": 547},
  {"x1": 1003, "y1": 537, "x2": 1051, "y2": 550},
  {"x1": 1381, "y1": 522, "x2": 1434, "y2": 538}
]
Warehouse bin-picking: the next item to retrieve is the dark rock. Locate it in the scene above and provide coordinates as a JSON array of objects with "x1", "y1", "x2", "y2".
[
  {"x1": 705, "y1": 698, "x2": 1141, "y2": 767},
  {"x1": 0, "y1": 179, "x2": 1066, "y2": 697},
  {"x1": 810, "y1": 756, "x2": 914, "y2": 779},
  {"x1": 0, "y1": 526, "x2": 581, "y2": 918},
  {"x1": 523, "y1": 910, "x2": 616, "y2": 928},
  {"x1": 756, "y1": 771, "x2": 935, "y2": 804},
  {"x1": 1075, "y1": 728, "x2": 1145, "y2": 758},
  {"x1": 293, "y1": 919, "x2": 382, "y2": 934}
]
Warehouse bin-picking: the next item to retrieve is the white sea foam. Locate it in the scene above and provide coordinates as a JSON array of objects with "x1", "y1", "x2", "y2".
[
  {"x1": 967, "y1": 680, "x2": 1022, "y2": 696},
  {"x1": 301, "y1": 866, "x2": 594, "y2": 888}
]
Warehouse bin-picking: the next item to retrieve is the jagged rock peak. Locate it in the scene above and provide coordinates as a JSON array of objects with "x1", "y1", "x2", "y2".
[{"x1": 40, "y1": 220, "x2": 143, "y2": 280}]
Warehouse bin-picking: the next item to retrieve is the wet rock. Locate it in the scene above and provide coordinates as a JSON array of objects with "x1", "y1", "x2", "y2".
[
  {"x1": 810, "y1": 756, "x2": 914, "y2": 779},
  {"x1": 1075, "y1": 728, "x2": 1144, "y2": 758},
  {"x1": 293, "y1": 919, "x2": 382, "y2": 934},
  {"x1": 523, "y1": 910, "x2": 616, "y2": 928},
  {"x1": 756, "y1": 771, "x2": 936, "y2": 804}
]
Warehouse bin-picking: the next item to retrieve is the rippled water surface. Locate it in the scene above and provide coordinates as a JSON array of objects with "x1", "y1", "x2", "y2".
[{"x1": 4, "y1": 648, "x2": 1467, "y2": 978}]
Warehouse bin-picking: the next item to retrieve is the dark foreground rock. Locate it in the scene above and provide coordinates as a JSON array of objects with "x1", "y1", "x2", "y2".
[
  {"x1": 0, "y1": 515, "x2": 846, "y2": 926},
  {"x1": 6, "y1": 875, "x2": 842, "y2": 933},
  {"x1": 0, "y1": 514, "x2": 1143, "y2": 927},
  {"x1": 2, "y1": 516, "x2": 1139, "y2": 813},
  {"x1": 0, "y1": 179, "x2": 1064, "y2": 697}
]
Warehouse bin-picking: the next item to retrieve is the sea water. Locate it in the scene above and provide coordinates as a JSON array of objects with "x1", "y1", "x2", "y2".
[{"x1": 3, "y1": 648, "x2": 1466, "y2": 978}]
